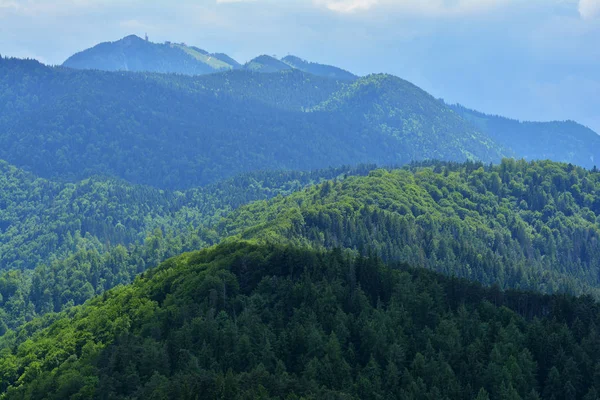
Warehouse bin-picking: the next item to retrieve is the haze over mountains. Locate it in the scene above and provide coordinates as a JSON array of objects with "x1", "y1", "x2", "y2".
[
  {"x1": 2, "y1": 34, "x2": 600, "y2": 399},
  {"x1": 0, "y1": 35, "x2": 597, "y2": 194},
  {"x1": 63, "y1": 35, "x2": 357, "y2": 80}
]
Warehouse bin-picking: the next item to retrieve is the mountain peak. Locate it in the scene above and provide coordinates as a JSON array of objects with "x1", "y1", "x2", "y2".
[
  {"x1": 120, "y1": 34, "x2": 145, "y2": 42},
  {"x1": 282, "y1": 55, "x2": 357, "y2": 80},
  {"x1": 244, "y1": 55, "x2": 293, "y2": 73},
  {"x1": 62, "y1": 36, "x2": 240, "y2": 75}
]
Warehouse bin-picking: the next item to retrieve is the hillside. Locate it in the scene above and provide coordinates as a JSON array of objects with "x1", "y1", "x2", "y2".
[
  {"x1": 219, "y1": 159, "x2": 600, "y2": 297},
  {"x1": 282, "y1": 55, "x2": 357, "y2": 80},
  {"x1": 8, "y1": 158, "x2": 600, "y2": 331},
  {"x1": 244, "y1": 55, "x2": 293, "y2": 73},
  {"x1": 0, "y1": 58, "x2": 506, "y2": 189},
  {"x1": 313, "y1": 74, "x2": 510, "y2": 166},
  {"x1": 1, "y1": 241, "x2": 599, "y2": 399},
  {"x1": 63, "y1": 35, "x2": 239, "y2": 74},
  {"x1": 0, "y1": 158, "x2": 373, "y2": 271},
  {"x1": 451, "y1": 104, "x2": 600, "y2": 169},
  {"x1": 0, "y1": 161, "x2": 375, "y2": 329}
]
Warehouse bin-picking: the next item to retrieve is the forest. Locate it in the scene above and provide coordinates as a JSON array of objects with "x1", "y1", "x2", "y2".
[
  {"x1": 1, "y1": 35, "x2": 600, "y2": 399},
  {"x1": 1, "y1": 242, "x2": 600, "y2": 399},
  {"x1": 0, "y1": 162, "x2": 375, "y2": 330},
  {"x1": 4, "y1": 159, "x2": 600, "y2": 345},
  {"x1": 218, "y1": 159, "x2": 600, "y2": 297},
  {"x1": 0, "y1": 56, "x2": 508, "y2": 189},
  {"x1": 450, "y1": 104, "x2": 600, "y2": 169}
]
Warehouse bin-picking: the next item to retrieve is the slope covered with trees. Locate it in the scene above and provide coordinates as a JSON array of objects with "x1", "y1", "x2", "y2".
[
  {"x1": 281, "y1": 55, "x2": 357, "y2": 80},
  {"x1": 63, "y1": 35, "x2": 239, "y2": 74},
  {"x1": 451, "y1": 104, "x2": 600, "y2": 169},
  {"x1": 0, "y1": 161, "x2": 375, "y2": 329},
  {"x1": 314, "y1": 75, "x2": 508, "y2": 163},
  {"x1": 0, "y1": 57, "x2": 506, "y2": 189},
  {"x1": 0, "y1": 158, "x2": 373, "y2": 271},
  {"x1": 2, "y1": 242, "x2": 600, "y2": 399},
  {"x1": 219, "y1": 160, "x2": 600, "y2": 297},
  {"x1": 243, "y1": 55, "x2": 293, "y2": 73}
]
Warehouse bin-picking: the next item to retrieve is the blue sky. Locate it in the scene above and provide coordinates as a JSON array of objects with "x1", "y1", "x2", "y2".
[{"x1": 1, "y1": 0, "x2": 599, "y2": 132}]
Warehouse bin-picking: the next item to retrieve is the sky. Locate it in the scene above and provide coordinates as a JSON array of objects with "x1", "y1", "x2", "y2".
[{"x1": 0, "y1": 0, "x2": 599, "y2": 132}]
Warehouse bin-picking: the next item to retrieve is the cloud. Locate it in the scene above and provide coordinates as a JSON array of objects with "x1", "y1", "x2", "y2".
[
  {"x1": 317, "y1": 0, "x2": 378, "y2": 13},
  {"x1": 579, "y1": 0, "x2": 600, "y2": 19},
  {"x1": 314, "y1": 0, "x2": 513, "y2": 16}
]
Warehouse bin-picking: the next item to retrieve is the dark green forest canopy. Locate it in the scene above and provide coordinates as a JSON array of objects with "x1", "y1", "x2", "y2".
[
  {"x1": 0, "y1": 57, "x2": 506, "y2": 189},
  {"x1": 1, "y1": 242, "x2": 600, "y2": 400},
  {"x1": 219, "y1": 159, "x2": 600, "y2": 297},
  {"x1": 0, "y1": 161, "x2": 375, "y2": 330}
]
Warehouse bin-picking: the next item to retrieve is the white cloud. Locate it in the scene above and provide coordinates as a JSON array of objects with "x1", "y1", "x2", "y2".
[
  {"x1": 314, "y1": 0, "x2": 513, "y2": 16},
  {"x1": 579, "y1": 0, "x2": 600, "y2": 19},
  {"x1": 317, "y1": 0, "x2": 378, "y2": 13}
]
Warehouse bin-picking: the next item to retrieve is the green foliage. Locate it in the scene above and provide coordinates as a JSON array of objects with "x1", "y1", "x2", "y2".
[
  {"x1": 219, "y1": 159, "x2": 600, "y2": 297},
  {"x1": 1, "y1": 242, "x2": 600, "y2": 399},
  {"x1": 0, "y1": 57, "x2": 505, "y2": 189},
  {"x1": 314, "y1": 74, "x2": 508, "y2": 163},
  {"x1": 451, "y1": 104, "x2": 600, "y2": 170},
  {"x1": 0, "y1": 161, "x2": 375, "y2": 329}
]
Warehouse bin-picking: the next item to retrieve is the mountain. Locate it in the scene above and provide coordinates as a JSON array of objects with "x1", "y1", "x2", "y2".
[
  {"x1": 218, "y1": 159, "x2": 600, "y2": 297},
  {"x1": 243, "y1": 55, "x2": 293, "y2": 73},
  {"x1": 313, "y1": 74, "x2": 508, "y2": 163},
  {"x1": 6, "y1": 158, "x2": 600, "y2": 333},
  {"x1": 451, "y1": 104, "x2": 600, "y2": 169},
  {"x1": 282, "y1": 55, "x2": 357, "y2": 80},
  {"x1": 0, "y1": 57, "x2": 506, "y2": 189},
  {"x1": 1, "y1": 241, "x2": 600, "y2": 399},
  {"x1": 62, "y1": 35, "x2": 239, "y2": 75},
  {"x1": 0, "y1": 160, "x2": 375, "y2": 329},
  {"x1": 0, "y1": 157, "x2": 373, "y2": 272}
]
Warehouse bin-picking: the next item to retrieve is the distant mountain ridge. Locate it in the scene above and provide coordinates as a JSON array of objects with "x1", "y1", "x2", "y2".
[
  {"x1": 0, "y1": 57, "x2": 506, "y2": 189},
  {"x1": 62, "y1": 35, "x2": 358, "y2": 80},
  {"x1": 63, "y1": 34, "x2": 239, "y2": 75},
  {"x1": 450, "y1": 104, "x2": 600, "y2": 169},
  {"x1": 282, "y1": 55, "x2": 357, "y2": 80}
]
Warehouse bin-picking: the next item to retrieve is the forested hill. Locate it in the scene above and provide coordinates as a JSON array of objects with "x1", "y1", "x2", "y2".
[
  {"x1": 219, "y1": 159, "x2": 600, "y2": 297},
  {"x1": 0, "y1": 159, "x2": 374, "y2": 271},
  {"x1": 451, "y1": 104, "x2": 600, "y2": 169},
  {"x1": 314, "y1": 74, "x2": 505, "y2": 163},
  {"x1": 281, "y1": 55, "x2": 357, "y2": 80},
  {"x1": 2, "y1": 241, "x2": 600, "y2": 399},
  {"x1": 63, "y1": 35, "x2": 239, "y2": 74},
  {"x1": 0, "y1": 57, "x2": 506, "y2": 189},
  {"x1": 62, "y1": 36, "x2": 356, "y2": 81}
]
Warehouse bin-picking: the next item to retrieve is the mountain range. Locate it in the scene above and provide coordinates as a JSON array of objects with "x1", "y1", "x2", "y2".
[
  {"x1": 0, "y1": 57, "x2": 506, "y2": 189},
  {"x1": 63, "y1": 35, "x2": 357, "y2": 80},
  {"x1": 1, "y1": 35, "x2": 600, "y2": 399}
]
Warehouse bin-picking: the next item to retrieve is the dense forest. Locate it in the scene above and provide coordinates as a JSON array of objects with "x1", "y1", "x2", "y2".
[
  {"x1": 451, "y1": 104, "x2": 600, "y2": 170},
  {"x1": 0, "y1": 57, "x2": 507, "y2": 188},
  {"x1": 0, "y1": 161, "x2": 375, "y2": 329},
  {"x1": 5, "y1": 159, "x2": 600, "y2": 336},
  {"x1": 218, "y1": 159, "x2": 600, "y2": 297},
  {"x1": 2, "y1": 36, "x2": 600, "y2": 399},
  {"x1": 2, "y1": 242, "x2": 600, "y2": 399},
  {"x1": 0, "y1": 159, "x2": 372, "y2": 271}
]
